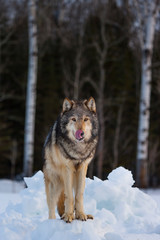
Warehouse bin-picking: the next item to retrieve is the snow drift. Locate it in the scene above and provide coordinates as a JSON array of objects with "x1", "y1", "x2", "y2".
[{"x1": 0, "y1": 167, "x2": 160, "y2": 240}]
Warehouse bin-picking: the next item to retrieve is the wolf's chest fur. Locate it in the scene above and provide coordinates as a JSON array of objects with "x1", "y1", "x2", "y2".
[{"x1": 57, "y1": 135, "x2": 97, "y2": 163}]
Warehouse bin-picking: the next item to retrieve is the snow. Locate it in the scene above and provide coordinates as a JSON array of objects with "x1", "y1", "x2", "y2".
[
  {"x1": 0, "y1": 179, "x2": 24, "y2": 193},
  {"x1": 0, "y1": 180, "x2": 24, "y2": 214},
  {"x1": 0, "y1": 193, "x2": 21, "y2": 214},
  {"x1": 0, "y1": 167, "x2": 160, "y2": 240}
]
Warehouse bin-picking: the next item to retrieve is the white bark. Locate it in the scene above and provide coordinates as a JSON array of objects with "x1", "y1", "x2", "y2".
[
  {"x1": 136, "y1": 1, "x2": 159, "y2": 187},
  {"x1": 23, "y1": 0, "x2": 38, "y2": 176}
]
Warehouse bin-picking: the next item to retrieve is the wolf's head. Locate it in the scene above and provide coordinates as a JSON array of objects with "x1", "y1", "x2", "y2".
[{"x1": 60, "y1": 97, "x2": 98, "y2": 143}]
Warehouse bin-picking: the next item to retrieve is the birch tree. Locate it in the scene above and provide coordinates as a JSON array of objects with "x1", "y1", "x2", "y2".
[
  {"x1": 23, "y1": 0, "x2": 38, "y2": 177},
  {"x1": 134, "y1": 0, "x2": 160, "y2": 187}
]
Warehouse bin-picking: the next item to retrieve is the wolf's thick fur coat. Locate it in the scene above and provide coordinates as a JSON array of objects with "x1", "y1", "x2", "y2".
[{"x1": 43, "y1": 97, "x2": 98, "y2": 223}]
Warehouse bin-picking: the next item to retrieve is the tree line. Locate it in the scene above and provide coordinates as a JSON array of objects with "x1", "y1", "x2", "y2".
[{"x1": 0, "y1": 0, "x2": 160, "y2": 187}]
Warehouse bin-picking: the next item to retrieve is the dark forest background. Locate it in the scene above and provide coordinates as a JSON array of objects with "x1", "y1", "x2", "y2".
[{"x1": 0, "y1": 0, "x2": 160, "y2": 186}]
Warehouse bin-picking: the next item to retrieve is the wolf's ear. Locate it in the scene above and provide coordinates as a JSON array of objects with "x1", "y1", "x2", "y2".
[
  {"x1": 85, "y1": 97, "x2": 96, "y2": 113},
  {"x1": 62, "y1": 98, "x2": 73, "y2": 113}
]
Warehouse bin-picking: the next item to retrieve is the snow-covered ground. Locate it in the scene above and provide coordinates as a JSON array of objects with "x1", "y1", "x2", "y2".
[
  {"x1": 0, "y1": 167, "x2": 160, "y2": 240},
  {"x1": 0, "y1": 179, "x2": 24, "y2": 214}
]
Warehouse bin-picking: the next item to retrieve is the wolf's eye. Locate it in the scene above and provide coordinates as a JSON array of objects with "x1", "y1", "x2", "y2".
[
  {"x1": 71, "y1": 117, "x2": 76, "y2": 122},
  {"x1": 84, "y1": 118, "x2": 89, "y2": 122}
]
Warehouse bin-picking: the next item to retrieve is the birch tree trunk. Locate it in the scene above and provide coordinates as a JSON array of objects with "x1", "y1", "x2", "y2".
[
  {"x1": 136, "y1": 1, "x2": 159, "y2": 187},
  {"x1": 23, "y1": 0, "x2": 38, "y2": 177}
]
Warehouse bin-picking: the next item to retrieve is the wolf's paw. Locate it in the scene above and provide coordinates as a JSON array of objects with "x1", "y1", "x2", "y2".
[
  {"x1": 75, "y1": 211, "x2": 94, "y2": 221},
  {"x1": 86, "y1": 214, "x2": 94, "y2": 220},
  {"x1": 61, "y1": 212, "x2": 74, "y2": 223}
]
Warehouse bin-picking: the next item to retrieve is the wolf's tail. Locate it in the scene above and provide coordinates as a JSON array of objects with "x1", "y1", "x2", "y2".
[{"x1": 57, "y1": 191, "x2": 65, "y2": 217}]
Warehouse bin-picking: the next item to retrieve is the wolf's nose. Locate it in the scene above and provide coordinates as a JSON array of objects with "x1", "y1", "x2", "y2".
[{"x1": 81, "y1": 131, "x2": 84, "y2": 137}]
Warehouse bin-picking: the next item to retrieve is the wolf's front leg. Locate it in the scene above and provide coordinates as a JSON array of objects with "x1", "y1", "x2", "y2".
[
  {"x1": 75, "y1": 164, "x2": 93, "y2": 221},
  {"x1": 45, "y1": 179, "x2": 62, "y2": 219},
  {"x1": 61, "y1": 166, "x2": 74, "y2": 223}
]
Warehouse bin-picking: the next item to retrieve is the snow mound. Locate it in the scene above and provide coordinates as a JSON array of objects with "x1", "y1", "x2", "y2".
[
  {"x1": 0, "y1": 167, "x2": 160, "y2": 240},
  {"x1": 107, "y1": 166, "x2": 135, "y2": 186}
]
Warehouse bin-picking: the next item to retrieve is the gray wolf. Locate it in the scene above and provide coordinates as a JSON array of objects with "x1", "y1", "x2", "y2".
[{"x1": 43, "y1": 97, "x2": 98, "y2": 223}]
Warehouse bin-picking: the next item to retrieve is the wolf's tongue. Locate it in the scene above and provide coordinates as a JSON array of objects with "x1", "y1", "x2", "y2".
[{"x1": 75, "y1": 130, "x2": 83, "y2": 140}]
